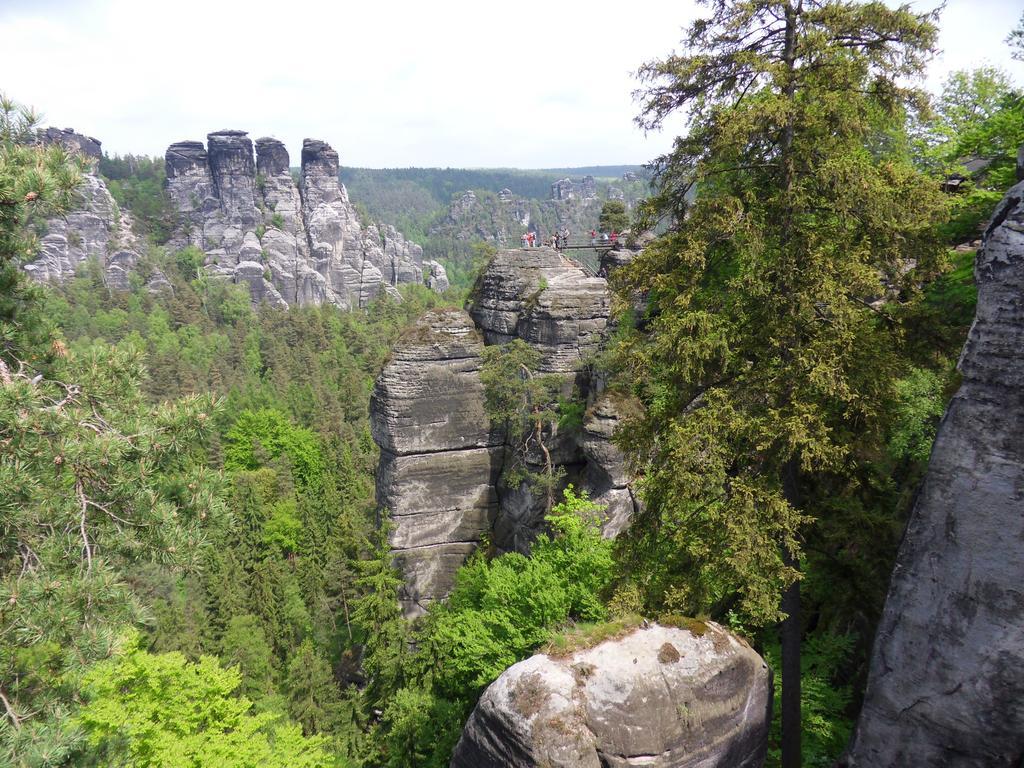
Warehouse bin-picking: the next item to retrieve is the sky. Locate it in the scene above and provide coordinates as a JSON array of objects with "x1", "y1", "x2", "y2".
[{"x1": 1, "y1": 0, "x2": 1022, "y2": 169}]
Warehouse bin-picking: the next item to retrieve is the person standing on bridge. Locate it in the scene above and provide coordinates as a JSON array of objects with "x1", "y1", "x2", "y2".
[
  {"x1": 611, "y1": 231, "x2": 618, "y2": 244},
  {"x1": 590, "y1": 229, "x2": 596, "y2": 245}
]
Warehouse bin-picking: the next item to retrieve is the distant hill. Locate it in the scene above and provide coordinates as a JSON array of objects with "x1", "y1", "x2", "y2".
[
  {"x1": 337, "y1": 166, "x2": 650, "y2": 288},
  {"x1": 340, "y1": 165, "x2": 647, "y2": 208}
]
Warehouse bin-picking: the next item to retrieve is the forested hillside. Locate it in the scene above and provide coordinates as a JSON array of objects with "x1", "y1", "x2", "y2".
[{"x1": 2, "y1": 3, "x2": 1024, "y2": 767}]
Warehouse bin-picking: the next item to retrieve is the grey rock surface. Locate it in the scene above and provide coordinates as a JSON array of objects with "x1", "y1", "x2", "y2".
[
  {"x1": 370, "y1": 309, "x2": 504, "y2": 617},
  {"x1": 24, "y1": 131, "x2": 142, "y2": 288},
  {"x1": 469, "y1": 246, "x2": 610, "y2": 373},
  {"x1": 36, "y1": 127, "x2": 102, "y2": 159},
  {"x1": 164, "y1": 130, "x2": 425, "y2": 308},
  {"x1": 374, "y1": 246, "x2": 639, "y2": 605},
  {"x1": 426, "y1": 259, "x2": 450, "y2": 293},
  {"x1": 842, "y1": 181, "x2": 1024, "y2": 767},
  {"x1": 450, "y1": 622, "x2": 771, "y2": 768},
  {"x1": 580, "y1": 393, "x2": 641, "y2": 539}
]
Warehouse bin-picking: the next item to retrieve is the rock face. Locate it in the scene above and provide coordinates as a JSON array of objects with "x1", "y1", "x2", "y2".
[
  {"x1": 428, "y1": 176, "x2": 648, "y2": 248},
  {"x1": 373, "y1": 248, "x2": 641, "y2": 614},
  {"x1": 842, "y1": 182, "x2": 1024, "y2": 766},
  {"x1": 450, "y1": 622, "x2": 771, "y2": 768},
  {"x1": 469, "y1": 247, "x2": 610, "y2": 373},
  {"x1": 23, "y1": 129, "x2": 143, "y2": 290},
  {"x1": 370, "y1": 309, "x2": 504, "y2": 617},
  {"x1": 551, "y1": 175, "x2": 597, "y2": 201},
  {"x1": 580, "y1": 394, "x2": 640, "y2": 538},
  {"x1": 165, "y1": 130, "x2": 426, "y2": 308}
]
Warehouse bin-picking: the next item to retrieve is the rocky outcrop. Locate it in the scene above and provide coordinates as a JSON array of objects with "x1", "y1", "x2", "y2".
[
  {"x1": 165, "y1": 131, "x2": 426, "y2": 308},
  {"x1": 374, "y1": 248, "x2": 641, "y2": 612},
  {"x1": 450, "y1": 622, "x2": 771, "y2": 768},
  {"x1": 469, "y1": 247, "x2": 610, "y2": 374},
  {"x1": 842, "y1": 182, "x2": 1024, "y2": 766},
  {"x1": 551, "y1": 175, "x2": 597, "y2": 201},
  {"x1": 580, "y1": 394, "x2": 641, "y2": 538},
  {"x1": 429, "y1": 177, "x2": 647, "y2": 248},
  {"x1": 425, "y1": 259, "x2": 450, "y2": 293},
  {"x1": 36, "y1": 127, "x2": 102, "y2": 160},
  {"x1": 23, "y1": 129, "x2": 143, "y2": 290},
  {"x1": 370, "y1": 309, "x2": 504, "y2": 617}
]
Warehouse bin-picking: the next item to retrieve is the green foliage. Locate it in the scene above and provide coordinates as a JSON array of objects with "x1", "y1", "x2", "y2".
[
  {"x1": 916, "y1": 66, "x2": 1024, "y2": 195},
  {"x1": 369, "y1": 487, "x2": 613, "y2": 767},
  {"x1": 225, "y1": 408, "x2": 325, "y2": 489},
  {"x1": 351, "y1": 528, "x2": 407, "y2": 713},
  {"x1": 0, "y1": 94, "x2": 85, "y2": 361},
  {"x1": 619, "y1": 0, "x2": 947, "y2": 626},
  {"x1": 888, "y1": 367, "x2": 947, "y2": 463},
  {"x1": 764, "y1": 632, "x2": 855, "y2": 767},
  {"x1": 479, "y1": 339, "x2": 576, "y2": 509},
  {"x1": 174, "y1": 245, "x2": 205, "y2": 281},
  {"x1": 285, "y1": 639, "x2": 344, "y2": 736},
  {"x1": 1010, "y1": 12, "x2": 1024, "y2": 61},
  {"x1": 0, "y1": 341, "x2": 223, "y2": 764},
  {"x1": 219, "y1": 615, "x2": 277, "y2": 701},
  {"x1": 98, "y1": 154, "x2": 177, "y2": 244},
  {"x1": 598, "y1": 200, "x2": 629, "y2": 232},
  {"x1": 77, "y1": 638, "x2": 332, "y2": 767}
]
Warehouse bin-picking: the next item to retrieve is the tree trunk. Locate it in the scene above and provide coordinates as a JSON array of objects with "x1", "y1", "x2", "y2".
[
  {"x1": 780, "y1": 457, "x2": 802, "y2": 768},
  {"x1": 780, "y1": 548, "x2": 801, "y2": 768},
  {"x1": 778, "y1": 3, "x2": 803, "y2": 763}
]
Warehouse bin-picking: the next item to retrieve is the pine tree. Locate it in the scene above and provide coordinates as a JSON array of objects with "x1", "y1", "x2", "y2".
[
  {"x1": 621, "y1": 2, "x2": 947, "y2": 765},
  {"x1": 0, "y1": 95, "x2": 84, "y2": 361},
  {"x1": 285, "y1": 639, "x2": 343, "y2": 736},
  {"x1": 0, "y1": 343, "x2": 223, "y2": 763},
  {"x1": 351, "y1": 529, "x2": 407, "y2": 714}
]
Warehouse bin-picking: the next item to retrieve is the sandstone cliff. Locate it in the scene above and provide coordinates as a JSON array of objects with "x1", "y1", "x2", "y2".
[
  {"x1": 370, "y1": 309, "x2": 504, "y2": 617},
  {"x1": 166, "y1": 131, "x2": 430, "y2": 308},
  {"x1": 372, "y1": 247, "x2": 640, "y2": 616},
  {"x1": 842, "y1": 182, "x2": 1024, "y2": 766},
  {"x1": 427, "y1": 177, "x2": 648, "y2": 249},
  {"x1": 23, "y1": 129, "x2": 144, "y2": 291},
  {"x1": 449, "y1": 622, "x2": 771, "y2": 768}
]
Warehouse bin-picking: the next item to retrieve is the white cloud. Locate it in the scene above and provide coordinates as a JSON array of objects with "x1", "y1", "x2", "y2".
[{"x1": 1, "y1": 0, "x2": 1020, "y2": 167}]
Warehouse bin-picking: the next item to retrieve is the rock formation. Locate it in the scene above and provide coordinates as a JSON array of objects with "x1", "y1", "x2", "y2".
[
  {"x1": 469, "y1": 247, "x2": 610, "y2": 374},
  {"x1": 372, "y1": 247, "x2": 641, "y2": 615},
  {"x1": 165, "y1": 131, "x2": 430, "y2": 308},
  {"x1": 450, "y1": 622, "x2": 771, "y2": 768},
  {"x1": 370, "y1": 309, "x2": 504, "y2": 617},
  {"x1": 23, "y1": 129, "x2": 144, "y2": 290},
  {"x1": 550, "y1": 175, "x2": 597, "y2": 201},
  {"x1": 842, "y1": 182, "x2": 1024, "y2": 766},
  {"x1": 429, "y1": 177, "x2": 647, "y2": 249}
]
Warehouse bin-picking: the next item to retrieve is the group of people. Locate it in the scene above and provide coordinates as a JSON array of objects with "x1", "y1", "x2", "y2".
[
  {"x1": 518, "y1": 228, "x2": 619, "y2": 250},
  {"x1": 589, "y1": 229, "x2": 619, "y2": 245},
  {"x1": 520, "y1": 228, "x2": 573, "y2": 249}
]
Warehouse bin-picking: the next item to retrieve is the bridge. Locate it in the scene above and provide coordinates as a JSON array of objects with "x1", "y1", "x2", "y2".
[{"x1": 519, "y1": 240, "x2": 618, "y2": 277}]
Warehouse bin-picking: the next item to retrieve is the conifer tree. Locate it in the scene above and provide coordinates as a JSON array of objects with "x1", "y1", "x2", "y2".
[
  {"x1": 621, "y1": 2, "x2": 947, "y2": 764},
  {"x1": 351, "y1": 528, "x2": 407, "y2": 714},
  {"x1": 286, "y1": 639, "x2": 343, "y2": 736}
]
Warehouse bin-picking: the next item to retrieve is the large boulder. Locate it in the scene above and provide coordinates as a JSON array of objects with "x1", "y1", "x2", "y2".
[
  {"x1": 370, "y1": 309, "x2": 504, "y2": 617},
  {"x1": 450, "y1": 621, "x2": 771, "y2": 768},
  {"x1": 842, "y1": 182, "x2": 1024, "y2": 766}
]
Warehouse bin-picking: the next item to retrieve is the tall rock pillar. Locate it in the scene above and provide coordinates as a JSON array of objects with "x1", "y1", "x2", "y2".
[
  {"x1": 370, "y1": 309, "x2": 504, "y2": 617},
  {"x1": 842, "y1": 183, "x2": 1024, "y2": 766}
]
